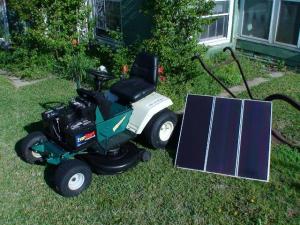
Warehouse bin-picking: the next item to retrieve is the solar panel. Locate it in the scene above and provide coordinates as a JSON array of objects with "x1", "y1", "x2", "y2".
[{"x1": 175, "y1": 95, "x2": 272, "y2": 182}]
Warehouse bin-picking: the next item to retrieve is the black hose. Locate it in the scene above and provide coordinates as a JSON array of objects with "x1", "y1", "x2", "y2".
[
  {"x1": 191, "y1": 54, "x2": 237, "y2": 98},
  {"x1": 264, "y1": 94, "x2": 300, "y2": 111},
  {"x1": 272, "y1": 129, "x2": 300, "y2": 149},
  {"x1": 221, "y1": 48, "x2": 300, "y2": 149},
  {"x1": 192, "y1": 51, "x2": 300, "y2": 149},
  {"x1": 223, "y1": 47, "x2": 254, "y2": 99},
  {"x1": 265, "y1": 94, "x2": 300, "y2": 149}
]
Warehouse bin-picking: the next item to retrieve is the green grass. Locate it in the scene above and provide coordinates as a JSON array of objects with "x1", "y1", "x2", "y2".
[{"x1": 0, "y1": 73, "x2": 299, "y2": 225}]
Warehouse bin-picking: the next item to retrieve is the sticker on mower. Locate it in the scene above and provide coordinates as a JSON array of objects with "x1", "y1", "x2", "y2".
[{"x1": 76, "y1": 131, "x2": 96, "y2": 147}]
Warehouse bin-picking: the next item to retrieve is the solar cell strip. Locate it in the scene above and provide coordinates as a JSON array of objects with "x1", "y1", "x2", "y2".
[
  {"x1": 238, "y1": 100, "x2": 272, "y2": 181},
  {"x1": 206, "y1": 98, "x2": 242, "y2": 175},
  {"x1": 175, "y1": 95, "x2": 213, "y2": 170},
  {"x1": 203, "y1": 97, "x2": 216, "y2": 171},
  {"x1": 235, "y1": 100, "x2": 245, "y2": 176}
]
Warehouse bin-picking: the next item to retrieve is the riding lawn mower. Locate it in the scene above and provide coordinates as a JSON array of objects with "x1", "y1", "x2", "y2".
[{"x1": 19, "y1": 52, "x2": 178, "y2": 197}]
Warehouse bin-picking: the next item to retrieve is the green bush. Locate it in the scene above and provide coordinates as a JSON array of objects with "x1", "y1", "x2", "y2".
[
  {"x1": 8, "y1": 0, "x2": 92, "y2": 55},
  {"x1": 0, "y1": 48, "x2": 55, "y2": 79},
  {"x1": 142, "y1": 0, "x2": 215, "y2": 81}
]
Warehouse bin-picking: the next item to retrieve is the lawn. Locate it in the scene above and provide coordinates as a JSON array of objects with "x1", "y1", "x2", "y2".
[{"x1": 0, "y1": 73, "x2": 299, "y2": 225}]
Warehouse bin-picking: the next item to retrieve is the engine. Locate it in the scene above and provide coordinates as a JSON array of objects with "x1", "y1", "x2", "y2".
[{"x1": 41, "y1": 97, "x2": 97, "y2": 151}]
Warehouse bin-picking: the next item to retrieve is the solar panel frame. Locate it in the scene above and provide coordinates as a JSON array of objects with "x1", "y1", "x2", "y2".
[{"x1": 175, "y1": 94, "x2": 273, "y2": 182}]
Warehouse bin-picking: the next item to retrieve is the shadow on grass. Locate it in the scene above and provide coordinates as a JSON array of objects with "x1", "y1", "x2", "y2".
[
  {"x1": 14, "y1": 138, "x2": 23, "y2": 160},
  {"x1": 44, "y1": 165, "x2": 57, "y2": 191},
  {"x1": 165, "y1": 113, "x2": 183, "y2": 163},
  {"x1": 23, "y1": 121, "x2": 44, "y2": 134}
]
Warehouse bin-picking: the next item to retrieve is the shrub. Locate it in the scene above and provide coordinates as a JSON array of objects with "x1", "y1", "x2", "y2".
[
  {"x1": 142, "y1": 0, "x2": 215, "y2": 82},
  {"x1": 0, "y1": 48, "x2": 55, "y2": 79},
  {"x1": 7, "y1": 0, "x2": 92, "y2": 55}
]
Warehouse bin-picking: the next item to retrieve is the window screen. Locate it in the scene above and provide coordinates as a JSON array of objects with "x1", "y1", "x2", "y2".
[
  {"x1": 242, "y1": 0, "x2": 273, "y2": 40},
  {"x1": 0, "y1": 0, "x2": 8, "y2": 38},
  {"x1": 95, "y1": 0, "x2": 121, "y2": 38},
  {"x1": 276, "y1": 1, "x2": 300, "y2": 46}
]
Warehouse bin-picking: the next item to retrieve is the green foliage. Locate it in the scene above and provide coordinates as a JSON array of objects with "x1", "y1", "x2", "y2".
[
  {"x1": 2, "y1": 0, "x2": 98, "y2": 81},
  {"x1": 207, "y1": 52, "x2": 268, "y2": 86},
  {"x1": 93, "y1": 31, "x2": 133, "y2": 78},
  {"x1": 54, "y1": 46, "x2": 99, "y2": 83},
  {"x1": 8, "y1": 0, "x2": 92, "y2": 54},
  {"x1": 142, "y1": 0, "x2": 215, "y2": 81},
  {"x1": 0, "y1": 48, "x2": 55, "y2": 79},
  {"x1": 275, "y1": 59, "x2": 287, "y2": 72}
]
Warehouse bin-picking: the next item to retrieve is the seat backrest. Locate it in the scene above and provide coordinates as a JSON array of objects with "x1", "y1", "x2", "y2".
[{"x1": 130, "y1": 52, "x2": 158, "y2": 85}]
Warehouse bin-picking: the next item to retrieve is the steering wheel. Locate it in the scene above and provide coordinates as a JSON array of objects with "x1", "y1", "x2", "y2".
[
  {"x1": 87, "y1": 69, "x2": 115, "y2": 82},
  {"x1": 87, "y1": 68, "x2": 115, "y2": 91}
]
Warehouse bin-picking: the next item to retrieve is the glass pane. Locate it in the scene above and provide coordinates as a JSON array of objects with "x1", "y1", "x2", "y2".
[
  {"x1": 200, "y1": 25, "x2": 209, "y2": 39},
  {"x1": 216, "y1": 16, "x2": 225, "y2": 36},
  {"x1": 242, "y1": 0, "x2": 273, "y2": 40},
  {"x1": 105, "y1": 1, "x2": 121, "y2": 31},
  {"x1": 0, "y1": 0, "x2": 8, "y2": 38},
  {"x1": 200, "y1": 15, "x2": 229, "y2": 41},
  {"x1": 276, "y1": 1, "x2": 300, "y2": 46},
  {"x1": 209, "y1": 21, "x2": 217, "y2": 38},
  {"x1": 95, "y1": 0, "x2": 121, "y2": 33},
  {"x1": 213, "y1": 1, "x2": 230, "y2": 14}
]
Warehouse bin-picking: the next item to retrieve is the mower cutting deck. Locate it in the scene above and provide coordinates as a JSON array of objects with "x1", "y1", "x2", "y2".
[{"x1": 19, "y1": 52, "x2": 177, "y2": 197}]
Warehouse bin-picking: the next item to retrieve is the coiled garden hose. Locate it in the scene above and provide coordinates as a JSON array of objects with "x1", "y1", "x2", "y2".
[{"x1": 192, "y1": 47, "x2": 300, "y2": 149}]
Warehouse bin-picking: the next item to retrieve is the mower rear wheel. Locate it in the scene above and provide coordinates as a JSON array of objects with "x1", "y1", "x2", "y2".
[
  {"x1": 144, "y1": 109, "x2": 177, "y2": 149},
  {"x1": 19, "y1": 131, "x2": 47, "y2": 164},
  {"x1": 54, "y1": 160, "x2": 92, "y2": 197}
]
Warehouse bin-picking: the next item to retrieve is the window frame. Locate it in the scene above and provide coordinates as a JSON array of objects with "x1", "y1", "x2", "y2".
[
  {"x1": 238, "y1": 0, "x2": 300, "y2": 51},
  {"x1": 199, "y1": 0, "x2": 235, "y2": 46},
  {"x1": 274, "y1": 0, "x2": 300, "y2": 48}
]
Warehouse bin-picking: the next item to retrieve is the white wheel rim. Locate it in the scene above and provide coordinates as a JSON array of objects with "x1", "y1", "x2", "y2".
[
  {"x1": 31, "y1": 151, "x2": 42, "y2": 159},
  {"x1": 68, "y1": 173, "x2": 85, "y2": 191},
  {"x1": 159, "y1": 121, "x2": 174, "y2": 142}
]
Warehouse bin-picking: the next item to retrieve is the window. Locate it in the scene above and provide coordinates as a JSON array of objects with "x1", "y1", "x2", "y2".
[
  {"x1": 0, "y1": 0, "x2": 9, "y2": 39},
  {"x1": 239, "y1": 0, "x2": 300, "y2": 50},
  {"x1": 276, "y1": 1, "x2": 300, "y2": 46},
  {"x1": 241, "y1": 0, "x2": 273, "y2": 40},
  {"x1": 94, "y1": 0, "x2": 122, "y2": 39},
  {"x1": 199, "y1": 0, "x2": 234, "y2": 45}
]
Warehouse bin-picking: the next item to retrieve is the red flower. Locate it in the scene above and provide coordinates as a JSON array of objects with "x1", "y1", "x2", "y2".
[
  {"x1": 158, "y1": 66, "x2": 164, "y2": 75},
  {"x1": 159, "y1": 75, "x2": 167, "y2": 82},
  {"x1": 122, "y1": 65, "x2": 129, "y2": 74}
]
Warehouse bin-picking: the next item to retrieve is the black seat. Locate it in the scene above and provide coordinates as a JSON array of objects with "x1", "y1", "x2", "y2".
[{"x1": 110, "y1": 52, "x2": 158, "y2": 103}]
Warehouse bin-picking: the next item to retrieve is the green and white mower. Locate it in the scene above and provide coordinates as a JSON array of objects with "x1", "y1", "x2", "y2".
[{"x1": 19, "y1": 52, "x2": 178, "y2": 197}]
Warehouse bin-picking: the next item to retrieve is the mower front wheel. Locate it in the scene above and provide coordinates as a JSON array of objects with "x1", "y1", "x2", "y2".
[
  {"x1": 19, "y1": 131, "x2": 47, "y2": 164},
  {"x1": 54, "y1": 160, "x2": 92, "y2": 197}
]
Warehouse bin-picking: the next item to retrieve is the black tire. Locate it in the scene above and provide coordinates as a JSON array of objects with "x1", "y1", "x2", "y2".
[
  {"x1": 19, "y1": 131, "x2": 47, "y2": 164},
  {"x1": 144, "y1": 109, "x2": 178, "y2": 149},
  {"x1": 54, "y1": 159, "x2": 92, "y2": 197}
]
